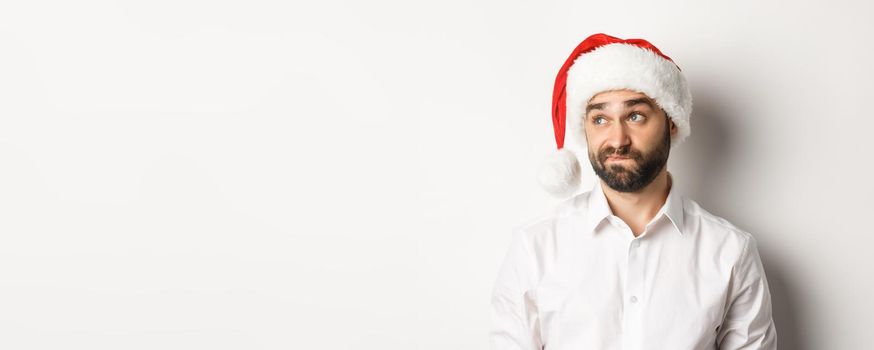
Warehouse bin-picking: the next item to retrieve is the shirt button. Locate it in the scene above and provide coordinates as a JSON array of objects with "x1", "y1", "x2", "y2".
[{"x1": 630, "y1": 296, "x2": 638, "y2": 303}]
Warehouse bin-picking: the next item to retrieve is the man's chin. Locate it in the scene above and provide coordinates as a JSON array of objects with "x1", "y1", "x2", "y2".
[
  {"x1": 606, "y1": 174, "x2": 634, "y2": 186},
  {"x1": 603, "y1": 163, "x2": 638, "y2": 173}
]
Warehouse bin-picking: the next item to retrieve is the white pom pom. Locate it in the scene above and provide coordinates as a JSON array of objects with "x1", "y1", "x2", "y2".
[{"x1": 538, "y1": 148, "x2": 582, "y2": 197}]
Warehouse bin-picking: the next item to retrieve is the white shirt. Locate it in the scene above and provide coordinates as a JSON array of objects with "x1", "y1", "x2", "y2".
[{"x1": 490, "y1": 175, "x2": 777, "y2": 350}]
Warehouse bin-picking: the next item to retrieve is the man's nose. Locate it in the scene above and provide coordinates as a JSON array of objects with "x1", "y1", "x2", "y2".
[{"x1": 606, "y1": 122, "x2": 631, "y2": 150}]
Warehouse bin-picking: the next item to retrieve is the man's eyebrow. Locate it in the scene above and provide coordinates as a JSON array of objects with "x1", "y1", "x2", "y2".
[
  {"x1": 585, "y1": 98, "x2": 655, "y2": 115},
  {"x1": 585, "y1": 102, "x2": 606, "y2": 115},
  {"x1": 624, "y1": 98, "x2": 654, "y2": 109}
]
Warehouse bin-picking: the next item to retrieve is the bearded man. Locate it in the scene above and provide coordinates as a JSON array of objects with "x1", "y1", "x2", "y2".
[{"x1": 490, "y1": 34, "x2": 777, "y2": 350}]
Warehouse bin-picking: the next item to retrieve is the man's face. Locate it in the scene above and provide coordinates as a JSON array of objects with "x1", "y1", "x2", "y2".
[{"x1": 583, "y1": 89, "x2": 677, "y2": 193}]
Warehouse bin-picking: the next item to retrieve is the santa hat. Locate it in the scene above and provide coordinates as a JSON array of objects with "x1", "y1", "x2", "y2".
[{"x1": 538, "y1": 33, "x2": 693, "y2": 197}]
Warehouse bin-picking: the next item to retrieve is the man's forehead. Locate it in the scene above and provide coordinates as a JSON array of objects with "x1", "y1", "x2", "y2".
[
  {"x1": 588, "y1": 89, "x2": 653, "y2": 104},
  {"x1": 586, "y1": 91, "x2": 657, "y2": 114}
]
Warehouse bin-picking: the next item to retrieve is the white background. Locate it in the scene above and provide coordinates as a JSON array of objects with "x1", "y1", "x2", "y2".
[{"x1": 1, "y1": 0, "x2": 872, "y2": 349}]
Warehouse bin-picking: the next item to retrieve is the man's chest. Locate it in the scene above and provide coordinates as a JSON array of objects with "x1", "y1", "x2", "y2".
[{"x1": 530, "y1": 227, "x2": 732, "y2": 349}]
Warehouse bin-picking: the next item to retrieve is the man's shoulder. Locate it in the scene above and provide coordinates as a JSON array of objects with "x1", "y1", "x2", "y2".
[
  {"x1": 682, "y1": 197, "x2": 757, "y2": 252},
  {"x1": 511, "y1": 190, "x2": 591, "y2": 241}
]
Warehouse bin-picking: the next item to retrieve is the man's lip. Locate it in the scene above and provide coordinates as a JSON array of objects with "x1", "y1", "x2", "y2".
[{"x1": 607, "y1": 156, "x2": 631, "y2": 160}]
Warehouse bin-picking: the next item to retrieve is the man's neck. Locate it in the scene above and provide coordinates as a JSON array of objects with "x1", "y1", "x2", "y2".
[{"x1": 600, "y1": 169, "x2": 672, "y2": 237}]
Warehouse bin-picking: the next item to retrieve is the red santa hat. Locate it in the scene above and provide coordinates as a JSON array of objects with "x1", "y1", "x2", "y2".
[{"x1": 538, "y1": 33, "x2": 693, "y2": 197}]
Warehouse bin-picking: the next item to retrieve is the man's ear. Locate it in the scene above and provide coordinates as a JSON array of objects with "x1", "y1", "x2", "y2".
[{"x1": 667, "y1": 116, "x2": 678, "y2": 136}]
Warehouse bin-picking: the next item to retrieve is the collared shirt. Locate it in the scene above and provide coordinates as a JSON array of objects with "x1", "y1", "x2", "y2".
[{"x1": 490, "y1": 174, "x2": 777, "y2": 350}]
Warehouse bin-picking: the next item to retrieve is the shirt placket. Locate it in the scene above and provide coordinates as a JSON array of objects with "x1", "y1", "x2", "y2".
[{"x1": 617, "y1": 220, "x2": 645, "y2": 350}]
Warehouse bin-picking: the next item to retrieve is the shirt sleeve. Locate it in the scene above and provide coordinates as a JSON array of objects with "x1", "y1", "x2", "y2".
[
  {"x1": 490, "y1": 229, "x2": 543, "y2": 350},
  {"x1": 716, "y1": 234, "x2": 778, "y2": 349}
]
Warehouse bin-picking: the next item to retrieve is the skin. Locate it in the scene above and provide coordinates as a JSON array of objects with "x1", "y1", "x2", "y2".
[{"x1": 583, "y1": 89, "x2": 679, "y2": 237}]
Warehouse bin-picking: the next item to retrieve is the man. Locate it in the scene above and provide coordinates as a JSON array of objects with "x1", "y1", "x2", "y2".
[{"x1": 490, "y1": 34, "x2": 777, "y2": 349}]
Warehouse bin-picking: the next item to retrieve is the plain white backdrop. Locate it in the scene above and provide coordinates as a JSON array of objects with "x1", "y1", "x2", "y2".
[{"x1": 0, "y1": 0, "x2": 872, "y2": 349}]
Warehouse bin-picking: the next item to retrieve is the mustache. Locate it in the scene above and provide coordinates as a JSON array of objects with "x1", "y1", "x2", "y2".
[{"x1": 597, "y1": 146, "x2": 642, "y2": 163}]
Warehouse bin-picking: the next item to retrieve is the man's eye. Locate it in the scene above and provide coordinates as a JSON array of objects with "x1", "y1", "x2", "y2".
[
  {"x1": 629, "y1": 113, "x2": 645, "y2": 122},
  {"x1": 593, "y1": 116, "x2": 606, "y2": 125}
]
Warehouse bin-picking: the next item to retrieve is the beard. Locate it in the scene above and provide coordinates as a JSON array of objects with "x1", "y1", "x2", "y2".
[{"x1": 588, "y1": 123, "x2": 671, "y2": 193}]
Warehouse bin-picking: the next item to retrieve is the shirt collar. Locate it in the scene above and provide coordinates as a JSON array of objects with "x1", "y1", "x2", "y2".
[{"x1": 583, "y1": 172, "x2": 685, "y2": 236}]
